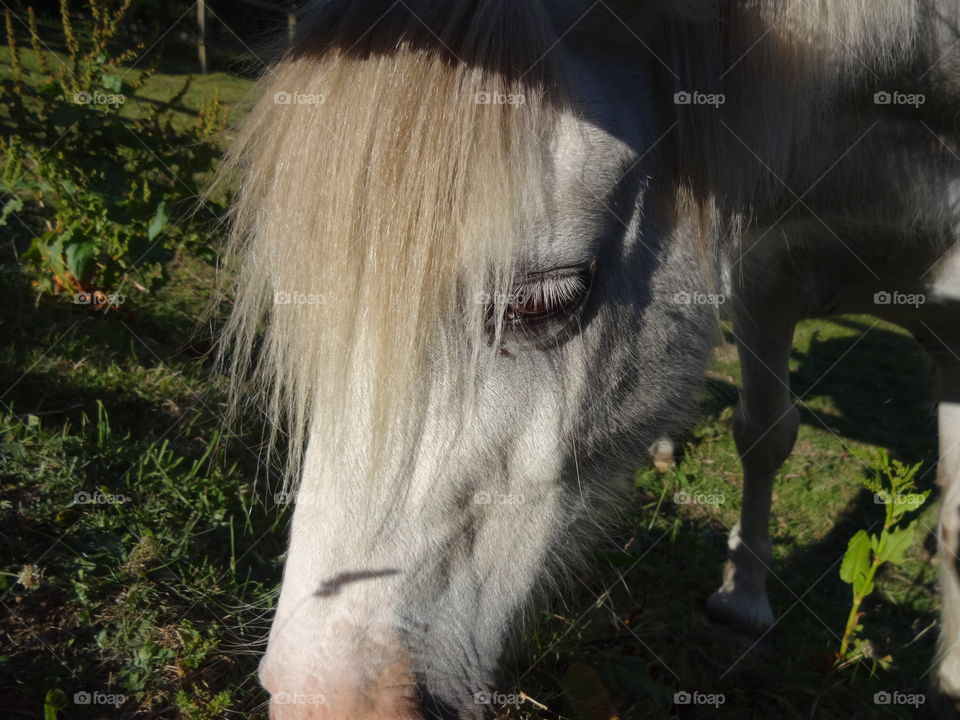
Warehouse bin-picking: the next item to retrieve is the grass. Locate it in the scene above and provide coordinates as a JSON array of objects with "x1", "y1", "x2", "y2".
[
  {"x1": 0, "y1": 49, "x2": 273, "y2": 717},
  {"x1": 492, "y1": 318, "x2": 941, "y2": 720},
  {"x1": 0, "y1": 253, "x2": 286, "y2": 719},
  {"x1": 0, "y1": 43, "x2": 255, "y2": 131},
  {"x1": 2, "y1": 272, "x2": 942, "y2": 720},
  {"x1": 0, "y1": 41, "x2": 946, "y2": 720}
]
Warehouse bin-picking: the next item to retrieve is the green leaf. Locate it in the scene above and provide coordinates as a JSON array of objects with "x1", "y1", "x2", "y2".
[
  {"x1": 64, "y1": 239, "x2": 98, "y2": 281},
  {"x1": 840, "y1": 530, "x2": 872, "y2": 586},
  {"x1": 28, "y1": 231, "x2": 69, "y2": 278},
  {"x1": 59, "y1": 179, "x2": 78, "y2": 198},
  {"x1": 101, "y1": 74, "x2": 124, "y2": 94},
  {"x1": 44, "y1": 689, "x2": 67, "y2": 720},
  {"x1": 147, "y1": 200, "x2": 168, "y2": 242},
  {"x1": 891, "y1": 489, "x2": 930, "y2": 520},
  {"x1": 878, "y1": 523, "x2": 917, "y2": 565},
  {"x1": 0, "y1": 197, "x2": 24, "y2": 227}
]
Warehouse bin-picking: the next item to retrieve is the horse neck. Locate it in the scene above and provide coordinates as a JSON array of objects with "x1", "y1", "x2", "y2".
[{"x1": 669, "y1": 2, "x2": 960, "y2": 248}]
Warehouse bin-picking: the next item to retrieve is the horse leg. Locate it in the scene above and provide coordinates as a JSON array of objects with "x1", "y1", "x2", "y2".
[
  {"x1": 932, "y1": 345, "x2": 960, "y2": 710},
  {"x1": 706, "y1": 299, "x2": 799, "y2": 636}
]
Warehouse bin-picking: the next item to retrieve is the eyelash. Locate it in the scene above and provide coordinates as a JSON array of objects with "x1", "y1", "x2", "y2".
[
  {"x1": 505, "y1": 272, "x2": 589, "y2": 324},
  {"x1": 489, "y1": 259, "x2": 596, "y2": 330}
]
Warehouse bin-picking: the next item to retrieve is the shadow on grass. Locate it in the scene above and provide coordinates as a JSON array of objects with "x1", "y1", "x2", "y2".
[
  {"x1": 699, "y1": 317, "x2": 936, "y2": 466},
  {"x1": 0, "y1": 260, "x2": 281, "y2": 718},
  {"x1": 503, "y1": 318, "x2": 942, "y2": 719}
]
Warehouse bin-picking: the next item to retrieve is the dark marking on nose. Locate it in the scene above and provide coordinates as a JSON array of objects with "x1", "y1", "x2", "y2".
[{"x1": 313, "y1": 569, "x2": 400, "y2": 596}]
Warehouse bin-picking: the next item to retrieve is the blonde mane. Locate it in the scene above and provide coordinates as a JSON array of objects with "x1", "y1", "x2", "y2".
[{"x1": 218, "y1": 0, "x2": 567, "y2": 488}]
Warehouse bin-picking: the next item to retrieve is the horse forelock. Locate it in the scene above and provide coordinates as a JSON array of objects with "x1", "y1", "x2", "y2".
[{"x1": 217, "y1": 0, "x2": 570, "y2": 493}]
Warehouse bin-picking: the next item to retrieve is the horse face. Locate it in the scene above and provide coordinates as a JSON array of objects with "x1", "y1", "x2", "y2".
[
  {"x1": 241, "y1": 6, "x2": 718, "y2": 718},
  {"x1": 258, "y1": 75, "x2": 715, "y2": 720}
]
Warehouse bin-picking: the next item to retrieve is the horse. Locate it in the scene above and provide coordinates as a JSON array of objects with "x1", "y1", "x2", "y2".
[{"x1": 217, "y1": 1, "x2": 960, "y2": 717}]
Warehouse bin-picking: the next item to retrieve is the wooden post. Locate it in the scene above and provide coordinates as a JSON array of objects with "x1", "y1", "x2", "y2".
[
  {"x1": 287, "y1": 8, "x2": 296, "y2": 46},
  {"x1": 197, "y1": 0, "x2": 208, "y2": 74}
]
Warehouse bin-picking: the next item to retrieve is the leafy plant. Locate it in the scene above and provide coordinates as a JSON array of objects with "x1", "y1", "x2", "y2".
[
  {"x1": 0, "y1": 0, "x2": 228, "y2": 304},
  {"x1": 43, "y1": 688, "x2": 67, "y2": 720},
  {"x1": 836, "y1": 449, "x2": 929, "y2": 667}
]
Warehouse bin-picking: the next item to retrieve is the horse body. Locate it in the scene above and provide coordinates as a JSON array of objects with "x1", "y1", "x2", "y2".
[
  {"x1": 219, "y1": 1, "x2": 960, "y2": 717},
  {"x1": 711, "y1": 165, "x2": 960, "y2": 706},
  {"x1": 707, "y1": 8, "x2": 960, "y2": 687}
]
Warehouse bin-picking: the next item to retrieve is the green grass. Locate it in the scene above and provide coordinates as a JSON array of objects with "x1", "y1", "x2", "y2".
[
  {"x1": 0, "y1": 44, "x2": 254, "y2": 131},
  {"x1": 0, "y1": 254, "x2": 286, "y2": 719},
  {"x1": 0, "y1": 39, "x2": 946, "y2": 720},
  {"x1": 0, "y1": 51, "x2": 272, "y2": 718},
  {"x1": 2, "y1": 272, "x2": 943, "y2": 720}
]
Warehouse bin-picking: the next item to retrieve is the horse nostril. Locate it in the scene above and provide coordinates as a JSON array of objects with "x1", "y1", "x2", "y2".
[{"x1": 416, "y1": 684, "x2": 464, "y2": 720}]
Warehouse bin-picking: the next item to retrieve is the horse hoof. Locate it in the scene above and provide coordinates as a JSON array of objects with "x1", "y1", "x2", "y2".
[
  {"x1": 703, "y1": 613, "x2": 776, "y2": 658},
  {"x1": 705, "y1": 589, "x2": 775, "y2": 639}
]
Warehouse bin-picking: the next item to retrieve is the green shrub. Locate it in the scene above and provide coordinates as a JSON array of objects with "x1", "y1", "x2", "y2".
[
  {"x1": 836, "y1": 449, "x2": 929, "y2": 668},
  {"x1": 0, "y1": 0, "x2": 228, "y2": 306}
]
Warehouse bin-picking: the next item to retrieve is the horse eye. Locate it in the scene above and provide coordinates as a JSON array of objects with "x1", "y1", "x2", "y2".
[{"x1": 503, "y1": 259, "x2": 596, "y2": 327}]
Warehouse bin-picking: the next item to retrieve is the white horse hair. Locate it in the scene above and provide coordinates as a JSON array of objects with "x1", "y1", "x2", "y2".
[{"x1": 218, "y1": 1, "x2": 960, "y2": 718}]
